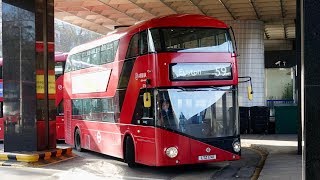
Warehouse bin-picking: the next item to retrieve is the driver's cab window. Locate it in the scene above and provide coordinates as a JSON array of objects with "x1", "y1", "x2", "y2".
[
  {"x1": 157, "y1": 93, "x2": 177, "y2": 130},
  {"x1": 132, "y1": 90, "x2": 154, "y2": 126}
]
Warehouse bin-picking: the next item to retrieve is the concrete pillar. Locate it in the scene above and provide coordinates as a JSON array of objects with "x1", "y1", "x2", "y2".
[
  {"x1": 301, "y1": 0, "x2": 320, "y2": 178},
  {"x1": 2, "y1": 0, "x2": 56, "y2": 151},
  {"x1": 226, "y1": 20, "x2": 265, "y2": 107}
]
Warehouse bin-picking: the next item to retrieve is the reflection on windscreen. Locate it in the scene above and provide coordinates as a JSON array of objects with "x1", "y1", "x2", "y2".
[{"x1": 157, "y1": 87, "x2": 238, "y2": 138}]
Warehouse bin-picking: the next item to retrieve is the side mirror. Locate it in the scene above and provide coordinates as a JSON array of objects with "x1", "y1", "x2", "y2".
[
  {"x1": 143, "y1": 92, "x2": 151, "y2": 108},
  {"x1": 247, "y1": 86, "x2": 253, "y2": 100}
]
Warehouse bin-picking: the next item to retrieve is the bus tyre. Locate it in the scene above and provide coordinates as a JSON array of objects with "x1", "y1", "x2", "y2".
[
  {"x1": 125, "y1": 136, "x2": 136, "y2": 168},
  {"x1": 74, "y1": 128, "x2": 82, "y2": 152}
]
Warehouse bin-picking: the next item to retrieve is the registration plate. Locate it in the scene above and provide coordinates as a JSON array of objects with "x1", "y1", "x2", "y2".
[{"x1": 198, "y1": 155, "x2": 216, "y2": 161}]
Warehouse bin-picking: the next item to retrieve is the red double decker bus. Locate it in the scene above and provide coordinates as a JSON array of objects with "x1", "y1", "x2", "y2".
[
  {"x1": 55, "y1": 52, "x2": 68, "y2": 140},
  {"x1": 64, "y1": 14, "x2": 240, "y2": 167},
  {"x1": 0, "y1": 54, "x2": 67, "y2": 141}
]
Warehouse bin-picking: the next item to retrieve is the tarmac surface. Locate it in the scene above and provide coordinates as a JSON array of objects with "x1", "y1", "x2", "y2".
[{"x1": 0, "y1": 134, "x2": 301, "y2": 180}]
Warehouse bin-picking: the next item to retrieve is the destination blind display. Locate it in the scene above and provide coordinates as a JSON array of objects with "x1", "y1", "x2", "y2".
[{"x1": 170, "y1": 63, "x2": 232, "y2": 81}]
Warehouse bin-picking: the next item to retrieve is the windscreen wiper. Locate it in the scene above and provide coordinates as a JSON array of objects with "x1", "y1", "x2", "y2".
[
  {"x1": 208, "y1": 86, "x2": 235, "y2": 91},
  {"x1": 177, "y1": 87, "x2": 209, "y2": 92}
]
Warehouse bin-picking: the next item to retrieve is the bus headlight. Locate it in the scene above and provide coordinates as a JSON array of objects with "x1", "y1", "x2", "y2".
[
  {"x1": 165, "y1": 147, "x2": 178, "y2": 158},
  {"x1": 233, "y1": 141, "x2": 241, "y2": 152}
]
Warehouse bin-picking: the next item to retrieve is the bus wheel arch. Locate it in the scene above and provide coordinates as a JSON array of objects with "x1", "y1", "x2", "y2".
[
  {"x1": 123, "y1": 134, "x2": 136, "y2": 167},
  {"x1": 74, "y1": 127, "x2": 83, "y2": 152}
]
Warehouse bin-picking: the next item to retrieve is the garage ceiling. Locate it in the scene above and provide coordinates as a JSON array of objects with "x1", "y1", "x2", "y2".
[{"x1": 54, "y1": 0, "x2": 296, "y2": 39}]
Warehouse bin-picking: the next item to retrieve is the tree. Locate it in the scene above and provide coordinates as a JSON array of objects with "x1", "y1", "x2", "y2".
[{"x1": 54, "y1": 19, "x2": 102, "y2": 53}]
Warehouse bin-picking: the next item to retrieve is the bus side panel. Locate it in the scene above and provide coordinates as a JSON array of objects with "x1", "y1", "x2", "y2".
[
  {"x1": 55, "y1": 75, "x2": 64, "y2": 141},
  {"x1": 118, "y1": 55, "x2": 156, "y2": 125},
  {"x1": 55, "y1": 75, "x2": 63, "y2": 107},
  {"x1": 189, "y1": 138, "x2": 240, "y2": 163},
  {"x1": 56, "y1": 116, "x2": 64, "y2": 140},
  {"x1": 129, "y1": 126, "x2": 156, "y2": 166},
  {"x1": 155, "y1": 129, "x2": 240, "y2": 166},
  {"x1": 64, "y1": 69, "x2": 73, "y2": 145},
  {"x1": 64, "y1": 100, "x2": 73, "y2": 145},
  {"x1": 94, "y1": 122, "x2": 122, "y2": 158},
  {"x1": 70, "y1": 120, "x2": 123, "y2": 158},
  {"x1": 155, "y1": 128, "x2": 191, "y2": 166}
]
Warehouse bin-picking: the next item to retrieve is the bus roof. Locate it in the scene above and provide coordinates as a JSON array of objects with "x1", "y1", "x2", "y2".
[
  {"x1": 68, "y1": 14, "x2": 229, "y2": 55},
  {"x1": 125, "y1": 14, "x2": 229, "y2": 33}
]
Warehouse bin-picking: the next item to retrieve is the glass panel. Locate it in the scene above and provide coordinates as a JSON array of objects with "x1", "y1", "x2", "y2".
[
  {"x1": 149, "y1": 29, "x2": 161, "y2": 52},
  {"x1": 91, "y1": 99, "x2": 102, "y2": 121},
  {"x1": 65, "y1": 56, "x2": 72, "y2": 73},
  {"x1": 156, "y1": 86, "x2": 238, "y2": 138},
  {"x1": 91, "y1": 99, "x2": 99, "y2": 113},
  {"x1": 55, "y1": 62, "x2": 64, "y2": 78},
  {"x1": 126, "y1": 34, "x2": 139, "y2": 59},
  {"x1": 101, "y1": 44, "x2": 107, "y2": 64},
  {"x1": 57, "y1": 100, "x2": 64, "y2": 116},
  {"x1": 113, "y1": 40, "x2": 119, "y2": 58},
  {"x1": 100, "y1": 40, "x2": 119, "y2": 64},
  {"x1": 118, "y1": 60, "x2": 134, "y2": 89},
  {"x1": 82, "y1": 99, "x2": 91, "y2": 115},
  {"x1": 133, "y1": 90, "x2": 155, "y2": 126},
  {"x1": 90, "y1": 47, "x2": 101, "y2": 65},
  {"x1": 101, "y1": 98, "x2": 114, "y2": 122},
  {"x1": 72, "y1": 99, "x2": 82, "y2": 116},
  {"x1": 140, "y1": 31, "x2": 148, "y2": 55},
  {"x1": 106, "y1": 43, "x2": 113, "y2": 63},
  {"x1": 81, "y1": 51, "x2": 91, "y2": 69},
  {"x1": 82, "y1": 99, "x2": 92, "y2": 120},
  {"x1": 150, "y1": 28, "x2": 233, "y2": 53},
  {"x1": 70, "y1": 54, "x2": 81, "y2": 71}
]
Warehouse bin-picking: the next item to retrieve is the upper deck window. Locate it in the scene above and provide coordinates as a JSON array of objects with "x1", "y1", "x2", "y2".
[
  {"x1": 126, "y1": 34, "x2": 139, "y2": 59},
  {"x1": 150, "y1": 28, "x2": 233, "y2": 53},
  {"x1": 65, "y1": 40, "x2": 119, "y2": 72},
  {"x1": 126, "y1": 30, "x2": 150, "y2": 59}
]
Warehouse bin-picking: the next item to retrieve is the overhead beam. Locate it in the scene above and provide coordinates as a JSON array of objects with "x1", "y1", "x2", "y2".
[
  {"x1": 280, "y1": 0, "x2": 288, "y2": 39},
  {"x1": 55, "y1": 8, "x2": 112, "y2": 33},
  {"x1": 218, "y1": 0, "x2": 236, "y2": 20},
  {"x1": 127, "y1": 0, "x2": 157, "y2": 17},
  {"x1": 189, "y1": 0, "x2": 207, "y2": 15},
  {"x1": 249, "y1": 0, "x2": 261, "y2": 19},
  {"x1": 98, "y1": 0, "x2": 140, "y2": 21},
  {"x1": 159, "y1": 0, "x2": 179, "y2": 14},
  {"x1": 81, "y1": 7, "x2": 121, "y2": 24},
  {"x1": 249, "y1": 0, "x2": 270, "y2": 39}
]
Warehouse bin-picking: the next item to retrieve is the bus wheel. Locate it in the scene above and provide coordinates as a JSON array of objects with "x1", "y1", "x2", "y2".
[
  {"x1": 74, "y1": 128, "x2": 82, "y2": 152},
  {"x1": 125, "y1": 136, "x2": 136, "y2": 168}
]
